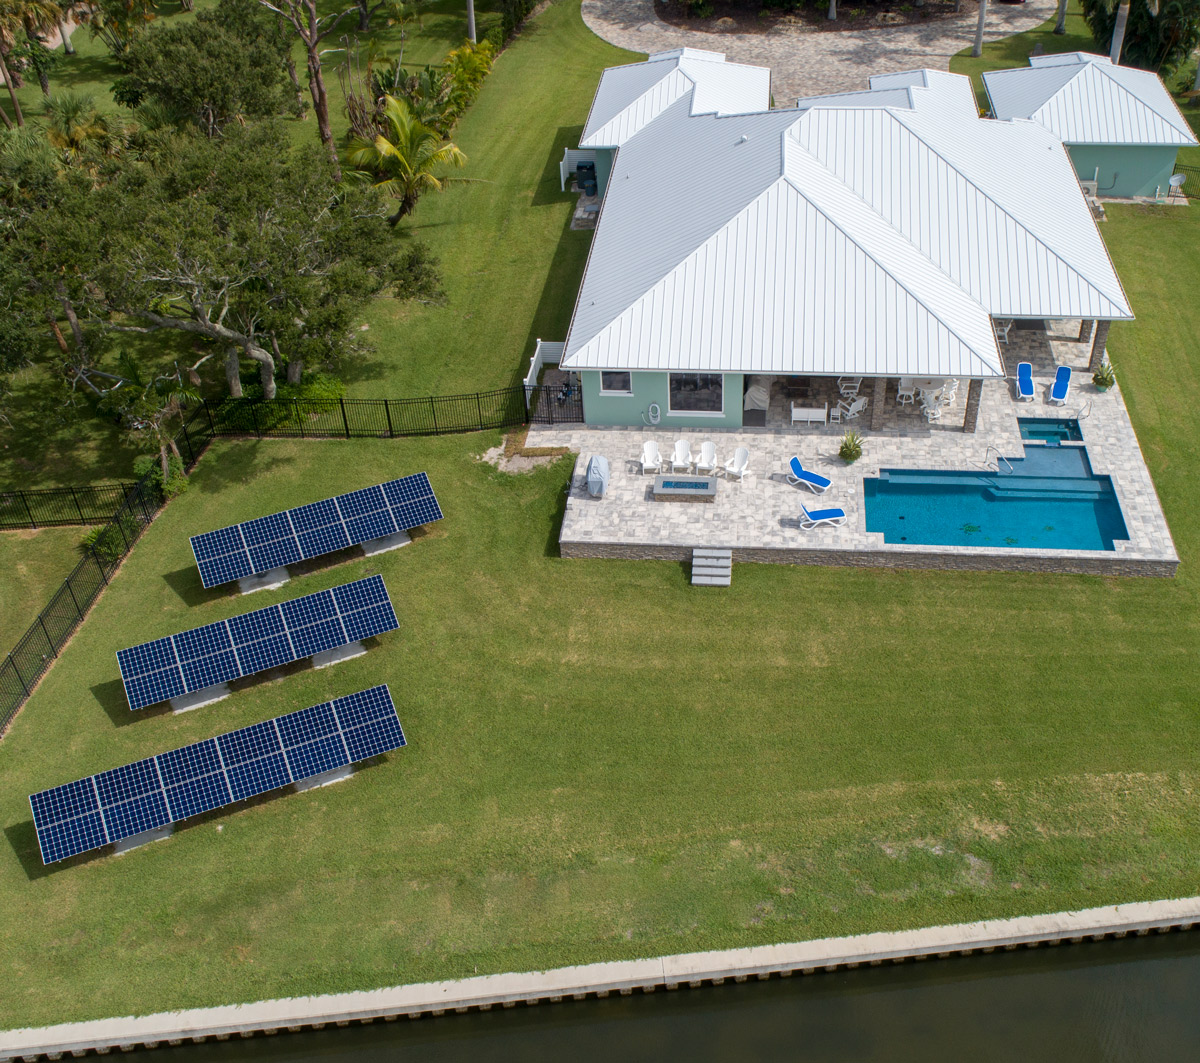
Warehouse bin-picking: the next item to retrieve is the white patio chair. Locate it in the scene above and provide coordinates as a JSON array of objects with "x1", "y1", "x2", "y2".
[
  {"x1": 830, "y1": 396, "x2": 868, "y2": 423},
  {"x1": 896, "y1": 378, "x2": 916, "y2": 406},
  {"x1": 994, "y1": 319, "x2": 1014, "y2": 344},
  {"x1": 923, "y1": 402, "x2": 942, "y2": 422},
  {"x1": 723, "y1": 446, "x2": 749, "y2": 483},
  {"x1": 837, "y1": 375, "x2": 862, "y2": 398},
  {"x1": 671, "y1": 439, "x2": 693, "y2": 472},
  {"x1": 640, "y1": 440, "x2": 662, "y2": 474},
  {"x1": 695, "y1": 441, "x2": 717, "y2": 474}
]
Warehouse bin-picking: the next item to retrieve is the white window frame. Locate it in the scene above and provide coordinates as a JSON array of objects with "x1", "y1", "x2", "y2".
[
  {"x1": 598, "y1": 370, "x2": 633, "y2": 395},
  {"x1": 667, "y1": 373, "x2": 725, "y2": 417}
]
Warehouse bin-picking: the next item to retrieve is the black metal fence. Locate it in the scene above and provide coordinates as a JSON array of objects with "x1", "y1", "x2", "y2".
[
  {"x1": 0, "y1": 483, "x2": 139, "y2": 530},
  {"x1": 1170, "y1": 164, "x2": 1200, "y2": 198},
  {"x1": 205, "y1": 384, "x2": 583, "y2": 439},
  {"x1": 0, "y1": 380, "x2": 581, "y2": 735}
]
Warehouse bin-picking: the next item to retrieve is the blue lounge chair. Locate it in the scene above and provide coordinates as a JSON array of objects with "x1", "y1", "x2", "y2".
[
  {"x1": 1049, "y1": 365, "x2": 1072, "y2": 406},
  {"x1": 1015, "y1": 362, "x2": 1034, "y2": 402},
  {"x1": 800, "y1": 505, "x2": 847, "y2": 530},
  {"x1": 786, "y1": 456, "x2": 831, "y2": 494}
]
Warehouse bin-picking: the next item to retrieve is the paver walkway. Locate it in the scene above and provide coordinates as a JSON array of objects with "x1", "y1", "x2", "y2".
[{"x1": 582, "y1": 0, "x2": 1055, "y2": 100}]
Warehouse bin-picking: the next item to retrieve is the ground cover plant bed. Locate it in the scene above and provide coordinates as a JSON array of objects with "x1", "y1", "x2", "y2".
[{"x1": 655, "y1": 0, "x2": 976, "y2": 34}]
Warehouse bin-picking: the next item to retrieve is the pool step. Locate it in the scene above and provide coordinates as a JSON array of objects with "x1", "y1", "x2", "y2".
[
  {"x1": 879, "y1": 471, "x2": 1108, "y2": 497},
  {"x1": 692, "y1": 548, "x2": 732, "y2": 587}
]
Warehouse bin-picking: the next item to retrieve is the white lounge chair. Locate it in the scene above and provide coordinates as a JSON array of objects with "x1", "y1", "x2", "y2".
[
  {"x1": 786, "y1": 456, "x2": 831, "y2": 494},
  {"x1": 640, "y1": 440, "x2": 662, "y2": 474},
  {"x1": 671, "y1": 439, "x2": 693, "y2": 472},
  {"x1": 830, "y1": 396, "x2": 868, "y2": 423},
  {"x1": 695, "y1": 441, "x2": 717, "y2": 474},
  {"x1": 896, "y1": 378, "x2": 916, "y2": 406},
  {"x1": 723, "y1": 446, "x2": 749, "y2": 482},
  {"x1": 800, "y1": 504, "x2": 847, "y2": 529}
]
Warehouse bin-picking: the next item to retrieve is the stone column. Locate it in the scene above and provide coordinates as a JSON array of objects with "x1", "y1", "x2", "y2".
[
  {"x1": 869, "y1": 377, "x2": 888, "y2": 431},
  {"x1": 1089, "y1": 320, "x2": 1111, "y2": 372},
  {"x1": 962, "y1": 378, "x2": 983, "y2": 433},
  {"x1": 1078, "y1": 319, "x2": 1095, "y2": 344}
]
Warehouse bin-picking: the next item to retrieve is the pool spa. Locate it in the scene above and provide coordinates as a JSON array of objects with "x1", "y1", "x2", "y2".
[
  {"x1": 1018, "y1": 417, "x2": 1084, "y2": 444},
  {"x1": 864, "y1": 444, "x2": 1129, "y2": 552}
]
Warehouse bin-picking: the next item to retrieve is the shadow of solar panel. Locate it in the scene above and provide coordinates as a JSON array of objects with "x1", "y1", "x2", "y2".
[
  {"x1": 331, "y1": 685, "x2": 395, "y2": 729},
  {"x1": 117, "y1": 637, "x2": 177, "y2": 680},
  {"x1": 197, "y1": 552, "x2": 255, "y2": 589},
  {"x1": 391, "y1": 497, "x2": 444, "y2": 531},
  {"x1": 94, "y1": 758, "x2": 161, "y2": 807},
  {"x1": 336, "y1": 485, "x2": 388, "y2": 518},
  {"x1": 36, "y1": 812, "x2": 108, "y2": 864},
  {"x1": 344, "y1": 510, "x2": 397, "y2": 545},
  {"x1": 241, "y1": 511, "x2": 294, "y2": 547},
  {"x1": 290, "y1": 498, "x2": 341, "y2": 532},
  {"x1": 124, "y1": 666, "x2": 187, "y2": 711},
  {"x1": 174, "y1": 621, "x2": 233, "y2": 662},
  {"x1": 181, "y1": 650, "x2": 241, "y2": 692},
  {"x1": 276, "y1": 702, "x2": 338, "y2": 747},
  {"x1": 218, "y1": 720, "x2": 282, "y2": 767},
  {"x1": 281, "y1": 590, "x2": 337, "y2": 628},
  {"x1": 227, "y1": 605, "x2": 286, "y2": 645},
  {"x1": 297, "y1": 523, "x2": 351, "y2": 560},
  {"x1": 285, "y1": 733, "x2": 349, "y2": 781},
  {"x1": 226, "y1": 753, "x2": 292, "y2": 802},
  {"x1": 165, "y1": 772, "x2": 232, "y2": 820},
  {"x1": 332, "y1": 574, "x2": 388, "y2": 612},
  {"x1": 342, "y1": 715, "x2": 406, "y2": 762},
  {"x1": 30, "y1": 777, "x2": 99, "y2": 825},
  {"x1": 157, "y1": 740, "x2": 222, "y2": 786},
  {"x1": 191, "y1": 526, "x2": 245, "y2": 562},
  {"x1": 234, "y1": 634, "x2": 294, "y2": 675},
  {"x1": 249, "y1": 538, "x2": 303, "y2": 572},
  {"x1": 102, "y1": 790, "x2": 171, "y2": 842},
  {"x1": 288, "y1": 618, "x2": 347, "y2": 659},
  {"x1": 342, "y1": 603, "x2": 398, "y2": 644}
]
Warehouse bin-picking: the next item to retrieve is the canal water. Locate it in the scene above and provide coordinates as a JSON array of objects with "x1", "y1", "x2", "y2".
[{"x1": 146, "y1": 933, "x2": 1200, "y2": 1063}]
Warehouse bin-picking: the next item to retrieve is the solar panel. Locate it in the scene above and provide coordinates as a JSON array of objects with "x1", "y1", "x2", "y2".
[
  {"x1": 190, "y1": 474, "x2": 443, "y2": 588},
  {"x1": 29, "y1": 685, "x2": 405, "y2": 864},
  {"x1": 116, "y1": 575, "x2": 398, "y2": 710}
]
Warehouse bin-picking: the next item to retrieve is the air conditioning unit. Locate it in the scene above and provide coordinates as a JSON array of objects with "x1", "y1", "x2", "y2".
[{"x1": 1079, "y1": 179, "x2": 1099, "y2": 197}]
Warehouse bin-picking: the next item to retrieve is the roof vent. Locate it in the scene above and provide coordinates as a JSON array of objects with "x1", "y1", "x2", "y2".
[{"x1": 737, "y1": 134, "x2": 749, "y2": 144}]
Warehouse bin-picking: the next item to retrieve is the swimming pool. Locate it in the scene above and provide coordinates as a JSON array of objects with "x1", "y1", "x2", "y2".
[
  {"x1": 1018, "y1": 418, "x2": 1083, "y2": 444},
  {"x1": 864, "y1": 445, "x2": 1129, "y2": 552}
]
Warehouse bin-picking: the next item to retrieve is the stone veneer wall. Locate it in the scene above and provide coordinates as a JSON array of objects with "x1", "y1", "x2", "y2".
[{"x1": 559, "y1": 541, "x2": 1177, "y2": 578}]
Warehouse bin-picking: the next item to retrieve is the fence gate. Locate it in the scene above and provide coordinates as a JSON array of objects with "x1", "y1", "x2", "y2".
[{"x1": 525, "y1": 384, "x2": 584, "y2": 425}]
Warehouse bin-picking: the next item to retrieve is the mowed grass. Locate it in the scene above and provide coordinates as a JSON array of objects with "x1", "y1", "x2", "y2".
[{"x1": 0, "y1": 527, "x2": 84, "y2": 652}]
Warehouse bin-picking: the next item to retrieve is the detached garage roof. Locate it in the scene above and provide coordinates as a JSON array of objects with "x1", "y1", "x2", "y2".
[
  {"x1": 580, "y1": 48, "x2": 771, "y2": 148},
  {"x1": 983, "y1": 53, "x2": 1197, "y2": 147},
  {"x1": 562, "y1": 68, "x2": 1132, "y2": 381}
]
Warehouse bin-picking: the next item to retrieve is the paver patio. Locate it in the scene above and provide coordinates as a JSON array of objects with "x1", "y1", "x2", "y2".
[{"x1": 531, "y1": 321, "x2": 1178, "y2": 575}]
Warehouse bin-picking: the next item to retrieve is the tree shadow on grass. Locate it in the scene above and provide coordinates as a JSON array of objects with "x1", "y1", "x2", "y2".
[{"x1": 186, "y1": 442, "x2": 292, "y2": 495}]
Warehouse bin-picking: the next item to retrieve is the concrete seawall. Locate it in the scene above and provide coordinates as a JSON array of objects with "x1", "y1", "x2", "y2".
[{"x1": 4, "y1": 897, "x2": 1198, "y2": 1061}]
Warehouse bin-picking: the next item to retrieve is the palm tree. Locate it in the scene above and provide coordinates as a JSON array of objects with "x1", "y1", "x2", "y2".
[
  {"x1": 972, "y1": 0, "x2": 987, "y2": 56},
  {"x1": 44, "y1": 92, "x2": 127, "y2": 163},
  {"x1": 344, "y1": 94, "x2": 466, "y2": 225},
  {"x1": 0, "y1": 0, "x2": 62, "y2": 118}
]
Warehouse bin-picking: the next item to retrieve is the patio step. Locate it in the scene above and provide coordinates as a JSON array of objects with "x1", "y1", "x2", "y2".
[{"x1": 692, "y1": 548, "x2": 732, "y2": 587}]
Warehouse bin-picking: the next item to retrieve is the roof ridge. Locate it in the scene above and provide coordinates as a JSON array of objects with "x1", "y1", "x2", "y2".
[{"x1": 883, "y1": 107, "x2": 1128, "y2": 312}]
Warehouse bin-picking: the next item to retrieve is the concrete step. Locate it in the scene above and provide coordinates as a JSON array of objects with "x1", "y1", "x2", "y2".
[
  {"x1": 691, "y1": 574, "x2": 732, "y2": 587},
  {"x1": 693, "y1": 548, "x2": 732, "y2": 560},
  {"x1": 691, "y1": 547, "x2": 732, "y2": 587},
  {"x1": 692, "y1": 565, "x2": 731, "y2": 579}
]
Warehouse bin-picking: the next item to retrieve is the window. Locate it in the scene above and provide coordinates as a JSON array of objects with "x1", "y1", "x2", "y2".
[
  {"x1": 668, "y1": 373, "x2": 723, "y2": 414},
  {"x1": 600, "y1": 371, "x2": 632, "y2": 394}
]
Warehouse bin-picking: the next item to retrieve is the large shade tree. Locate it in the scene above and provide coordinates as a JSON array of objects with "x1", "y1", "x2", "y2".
[{"x1": 5, "y1": 122, "x2": 441, "y2": 400}]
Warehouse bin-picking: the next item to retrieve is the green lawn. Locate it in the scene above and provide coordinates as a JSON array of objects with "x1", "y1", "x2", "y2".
[{"x1": 0, "y1": 527, "x2": 84, "y2": 652}]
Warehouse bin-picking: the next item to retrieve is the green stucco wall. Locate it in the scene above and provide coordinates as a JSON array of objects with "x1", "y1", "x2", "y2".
[
  {"x1": 594, "y1": 149, "x2": 614, "y2": 200},
  {"x1": 1067, "y1": 144, "x2": 1179, "y2": 199},
  {"x1": 580, "y1": 371, "x2": 744, "y2": 429}
]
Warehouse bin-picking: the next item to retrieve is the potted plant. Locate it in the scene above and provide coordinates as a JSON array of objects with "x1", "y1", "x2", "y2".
[
  {"x1": 839, "y1": 430, "x2": 864, "y2": 464},
  {"x1": 1093, "y1": 361, "x2": 1116, "y2": 392}
]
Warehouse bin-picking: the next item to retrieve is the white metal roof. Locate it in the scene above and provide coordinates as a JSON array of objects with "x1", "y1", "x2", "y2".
[
  {"x1": 561, "y1": 67, "x2": 1133, "y2": 380},
  {"x1": 868, "y1": 69, "x2": 980, "y2": 119},
  {"x1": 983, "y1": 53, "x2": 1197, "y2": 147},
  {"x1": 580, "y1": 50, "x2": 771, "y2": 148}
]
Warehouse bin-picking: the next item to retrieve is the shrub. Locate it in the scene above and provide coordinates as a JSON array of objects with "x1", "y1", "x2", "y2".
[
  {"x1": 839, "y1": 430, "x2": 864, "y2": 463},
  {"x1": 133, "y1": 453, "x2": 189, "y2": 502},
  {"x1": 80, "y1": 513, "x2": 141, "y2": 563},
  {"x1": 213, "y1": 372, "x2": 348, "y2": 433},
  {"x1": 1093, "y1": 360, "x2": 1117, "y2": 390}
]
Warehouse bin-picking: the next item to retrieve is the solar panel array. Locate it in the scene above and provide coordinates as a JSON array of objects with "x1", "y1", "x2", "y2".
[
  {"x1": 190, "y1": 474, "x2": 443, "y2": 588},
  {"x1": 29, "y1": 686, "x2": 405, "y2": 864},
  {"x1": 116, "y1": 575, "x2": 398, "y2": 710}
]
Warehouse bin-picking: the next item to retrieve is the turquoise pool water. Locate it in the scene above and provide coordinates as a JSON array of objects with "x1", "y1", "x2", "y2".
[
  {"x1": 864, "y1": 445, "x2": 1129, "y2": 552},
  {"x1": 1018, "y1": 418, "x2": 1083, "y2": 444}
]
